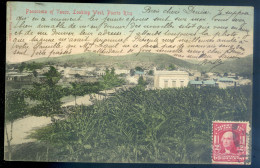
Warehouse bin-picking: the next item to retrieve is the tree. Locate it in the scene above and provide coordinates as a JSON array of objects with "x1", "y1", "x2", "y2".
[
  {"x1": 26, "y1": 62, "x2": 44, "y2": 71},
  {"x1": 64, "y1": 63, "x2": 69, "y2": 68},
  {"x1": 138, "y1": 76, "x2": 147, "y2": 87},
  {"x1": 224, "y1": 72, "x2": 228, "y2": 77},
  {"x1": 168, "y1": 64, "x2": 176, "y2": 71},
  {"x1": 18, "y1": 62, "x2": 26, "y2": 73},
  {"x1": 148, "y1": 70, "x2": 154, "y2": 76},
  {"x1": 70, "y1": 82, "x2": 84, "y2": 105},
  {"x1": 101, "y1": 68, "x2": 125, "y2": 90},
  {"x1": 135, "y1": 66, "x2": 144, "y2": 72},
  {"x1": 26, "y1": 66, "x2": 64, "y2": 161},
  {"x1": 130, "y1": 69, "x2": 135, "y2": 76},
  {"x1": 74, "y1": 73, "x2": 81, "y2": 78},
  {"x1": 33, "y1": 70, "x2": 38, "y2": 77},
  {"x1": 5, "y1": 90, "x2": 28, "y2": 160},
  {"x1": 43, "y1": 66, "x2": 62, "y2": 87},
  {"x1": 28, "y1": 66, "x2": 63, "y2": 117},
  {"x1": 111, "y1": 67, "x2": 115, "y2": 75}
]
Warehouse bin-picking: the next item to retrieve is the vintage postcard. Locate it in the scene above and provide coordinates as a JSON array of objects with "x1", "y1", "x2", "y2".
[{"x1": 5, "y1": 2, "x2": 253, "y2": 164}]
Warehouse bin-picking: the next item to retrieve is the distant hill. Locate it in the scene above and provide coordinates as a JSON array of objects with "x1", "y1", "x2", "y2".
[
  {"x1": 27, "y1": 52, "x2": 200, "y2": 70},
  {"x1": 24, "y1": 52, "x2": 253, "y2": 76},
  {"x1": 205, "y1": 55, "x2": 253, "y2": 77}
]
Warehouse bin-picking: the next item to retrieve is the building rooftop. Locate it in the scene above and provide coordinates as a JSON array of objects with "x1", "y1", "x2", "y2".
[
  {"x1": 70, "y1": 68, "x2": 85, "y2": 71},
  {"x1": 203, "y1": 80, "x2": 215, "y2": 85},
  {"x1": 6, "y1": 71, "x2": 18, "y2": 75},
  {"x1": 6, "y1": 72, "x2": 31, "y2": 77},
  {"x1": 135, "y1": 71, "x2": 144, "y2": 75},
  {"x1": 155, "y1": 70, "x2": 189, "y2": 75},
  {"x1": 218, "y1": 77, "x2": 234, "y2": 82}
]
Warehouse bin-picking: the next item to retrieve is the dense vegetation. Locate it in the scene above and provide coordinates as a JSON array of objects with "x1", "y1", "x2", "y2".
[
  {"x1": 5, "y1": 66, "x2": 126, "y2": 160},
  {"x1": 70, "y1": 68, "x2": 125, "y2": 105},
  {"x1": 18, "y1": 62, "x2": 44, "y2": 72},
  {"x1": 5, "y1": 90, "x2": 29, "y2": 160},
  {"x1": 5, "y1": 64, "x2": 252, "y2": 162},
  {"x1": 25, "y1": 86, "x2": 251, "y2": 163}
]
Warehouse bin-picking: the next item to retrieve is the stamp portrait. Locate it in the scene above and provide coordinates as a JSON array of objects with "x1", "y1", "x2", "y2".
[{"x1": 212, "y1": 121, "x2": 250, "y2": 164}]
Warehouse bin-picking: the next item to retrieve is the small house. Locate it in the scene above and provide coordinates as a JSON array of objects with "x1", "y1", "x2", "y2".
[
  {"x1": 203, "y1": 80, "x2": 216, "y2": 87},
  {"x1": 217, "y1": 77, "x2": 235, "y2": 88},
  {"x1": 189, "y1": 80, "x2": 203, "y2": 88}
]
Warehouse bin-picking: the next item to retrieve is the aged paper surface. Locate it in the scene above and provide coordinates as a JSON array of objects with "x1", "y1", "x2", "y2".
[{"x1": 5, "y1": 2, "x2": 253, "y2": 164}]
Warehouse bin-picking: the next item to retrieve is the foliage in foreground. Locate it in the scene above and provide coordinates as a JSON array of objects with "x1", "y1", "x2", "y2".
[
  {"x1": 25, "y1": 66, "x2": 65, "y2": 117},
  {"x1": 29, "y1": 86, "x2": 251, "y2": 163},
  {"x1": 5, "y1": 90, "x2": 29, "y2": 160},
  {"x1": 100, "y1": 68, "x2": 125, "y2": 90}
]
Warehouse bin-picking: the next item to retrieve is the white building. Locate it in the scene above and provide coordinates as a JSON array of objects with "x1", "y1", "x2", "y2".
[
  {"x1": 126, "y1": 75, "x2": 139, "y2": 85},
  {"x1": 63, "y1": 67, "x2": 88, "y2": 78},
  {"x1": 85, "y1": 67, "x2": 96, "y2": 72},
  {"x1": 35, "y1": 66, "x2": 50, "y2": 74},
  {"x1": 154, "y1": 68, "x2": 189, "y2": 89},
  {"x1": 115, "y1": 69, "x2": 130, "y2": 75},
  {"x1": 237, "y1": 78, "x2": 251, "y2": 86},
  {"x1": 217, "y1": 77, "x2": 235, "y2": 88},
  {"x1": 96, "y1": 70, "x2": 106, "y2": 76}
]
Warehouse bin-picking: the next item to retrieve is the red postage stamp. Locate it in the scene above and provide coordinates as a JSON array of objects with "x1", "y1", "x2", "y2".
[{"x1": 212, "y1": 121, "x2": 250, "y2": 165}]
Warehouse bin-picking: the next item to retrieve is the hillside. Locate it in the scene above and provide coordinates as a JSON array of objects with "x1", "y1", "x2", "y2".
[
  {"x1": 27, "y1": 52, "x2": 199, "y2": 70},
  {"x1": 200, "y1": 55, "x2": 253, "y2": 77},
  {"x1": 185, "y1": 55, "x2": 253, "y2": 76},
  {"x1": 212, "y1": 55, "x2": 253, "y2": 74},
  {"x1": 25, "y1": 52, "x2": 253, "y2": 76}
]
